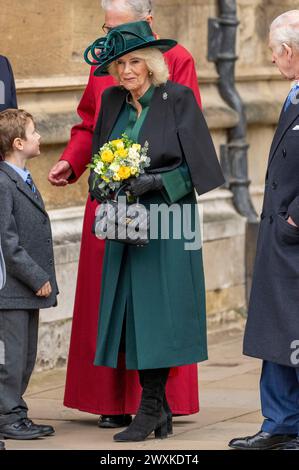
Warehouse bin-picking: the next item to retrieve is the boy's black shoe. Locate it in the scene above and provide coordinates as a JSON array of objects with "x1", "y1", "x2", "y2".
[
  {"x1": 22, "y1": 418, "x2": 55, "y2": 436},
  {"x1": 0, "y1": 418, "x2": 54, "y2": 440}
]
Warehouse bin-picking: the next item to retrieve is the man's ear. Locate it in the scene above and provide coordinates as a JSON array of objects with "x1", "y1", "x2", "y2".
[
  {"x1": 13, "y1": 137, "x2": 23, "y2": 151},
  {"x1": 282, "y1": 42, "x2": 293, "y2": 61},
  {"x1": 145, "y1": 15, "x2": 153, "y2": 28}
]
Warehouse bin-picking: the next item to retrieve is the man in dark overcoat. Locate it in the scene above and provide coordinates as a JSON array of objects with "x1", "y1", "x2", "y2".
[
  {"x1": 230, "y1": 10, "x2": 299, "y2": 450},
  {"x1": 0, "y1": 55, "x2": 17, "y2": 111},
  {"x1": 0, "y1": 55, "x2": 17, "y2": 296}
]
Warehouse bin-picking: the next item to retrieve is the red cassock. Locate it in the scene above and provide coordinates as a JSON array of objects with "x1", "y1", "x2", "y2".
[{"x1": 62, "y1": 44, "x2": 202, "y2": 415}]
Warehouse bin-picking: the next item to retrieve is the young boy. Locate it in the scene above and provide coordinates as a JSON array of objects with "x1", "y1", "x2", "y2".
[{"x1": 0, "y1": 109, "x2": 58, "y2": 440}]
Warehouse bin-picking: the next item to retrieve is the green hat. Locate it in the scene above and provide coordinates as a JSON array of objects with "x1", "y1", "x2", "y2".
[{"x1": 84, "y1": 21, "x2": 177, "y2": 76}]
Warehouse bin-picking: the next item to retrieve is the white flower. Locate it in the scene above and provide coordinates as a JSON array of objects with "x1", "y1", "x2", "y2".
[
  {"x1": 109, "y1": 162, "x2": 120, "y2": 172},
  {"x1": 128, "y1": 148, "x2": 139, "y2": 159},
  {"x1": 94, "y1": 161, "x2": 104, "y2": 175},
  {"x1": 130, "y1": 167, "x2": 138, "y2": 176}
]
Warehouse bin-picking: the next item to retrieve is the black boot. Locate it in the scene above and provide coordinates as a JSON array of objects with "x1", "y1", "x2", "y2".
[
  {"x1": 114, "y1": 368, "x2": 170, "y2": 442},
  {"x1": 138, "y1": 368, "x2": 173, "y2": 435},
  {"x1": 163, "y1": 394, "x2": 173, "y2": 435}
]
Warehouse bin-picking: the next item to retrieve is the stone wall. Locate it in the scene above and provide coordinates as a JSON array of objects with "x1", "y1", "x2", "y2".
[{"x1": 0, "y1": 0, "x2": 297, "y2": 368}]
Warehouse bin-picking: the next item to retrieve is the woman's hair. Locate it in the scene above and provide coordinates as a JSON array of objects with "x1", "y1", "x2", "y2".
[
  {"x1": 0, "y1": 109, "x2": 34, "y2": 160},
  {"x1": 270, "y1": 10, "x2": 299, "y2": 54},
  {"x1": 108, "y1": 47, "x2": 169, "y2": 86},
  {"x1": 101, "y1": 0, "x2": 154, "y2": 18}
]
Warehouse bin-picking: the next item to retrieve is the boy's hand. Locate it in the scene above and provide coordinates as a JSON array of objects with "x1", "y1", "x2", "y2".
[
  {"x1": 36, "y1": 281, "x2": 52, "y2": 298},
  {"x1": 48, "y1": 161, "x2": 72, "y2": 186}
]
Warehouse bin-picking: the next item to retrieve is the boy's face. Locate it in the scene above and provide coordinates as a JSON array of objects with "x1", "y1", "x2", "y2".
[{"x1": 18, "y1": 119, "x2": 41, "y2": 159}]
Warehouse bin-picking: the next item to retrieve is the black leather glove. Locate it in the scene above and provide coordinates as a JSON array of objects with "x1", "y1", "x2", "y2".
[
  {"x1": 127, "y1": 173, "x2": 163, "y2": 197},
  {"x1": 88, "y1": 171, "x2": 110, "y2": 203}
]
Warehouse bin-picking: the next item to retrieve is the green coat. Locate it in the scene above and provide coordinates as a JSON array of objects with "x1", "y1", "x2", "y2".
[
  {"x1": 94, "y1": 167, "x2": 207, "y2": 370},
  {"x1": 93, "y1": 82, "x2": 224, "y2": 370}
]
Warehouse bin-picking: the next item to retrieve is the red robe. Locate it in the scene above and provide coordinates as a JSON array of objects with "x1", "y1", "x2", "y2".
[{"x1": 62, "y1": 44, "x2": 202, "y2": 415}]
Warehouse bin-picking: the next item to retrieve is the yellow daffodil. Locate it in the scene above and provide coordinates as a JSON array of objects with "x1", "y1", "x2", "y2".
[
  {"x1": 113, "y1": 174, "x2": 121, "y2": 181},
  {"x1": 117, "y1": 166, "x2": 131, "y2": 180},
  {"x1": 132, "y1": 143, "x2": 141, "y2": 152},
  {"x1": 102, "y1": 175, "x2": 110, "y2": 183},
  {"x1": 130, "y1": 167, "x2": 138, "y2": 176},
  {"x1": 115, "y1": 148, "x2": 128, "y2": 159},
  {"x1": 101, "y1": 149, "x2": 114, "y2": 163},
  {"x1": 111, "y1": 139, "x2": 124, "y2": 149}
]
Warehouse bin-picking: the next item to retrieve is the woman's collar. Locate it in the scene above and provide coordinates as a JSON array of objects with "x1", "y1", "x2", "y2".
[{"x1": 126, "y1": 84, "x2": 155, "y2": 108}]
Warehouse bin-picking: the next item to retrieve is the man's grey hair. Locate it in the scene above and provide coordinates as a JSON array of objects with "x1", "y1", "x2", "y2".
[
  {"x1": 270, "y1": 10, "x2": 299, "y2": 53},
  {"x1": 101, "y1": 0, "x2": 154, "y2": 19}
]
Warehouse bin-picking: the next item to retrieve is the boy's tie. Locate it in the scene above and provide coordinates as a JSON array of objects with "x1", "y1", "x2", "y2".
[
  {"x1": 284, "y1": 84, "x2": 299, "y2": 112},
  {"x1": 25, "y1": 173, "x2": 37, "y2": 194}
]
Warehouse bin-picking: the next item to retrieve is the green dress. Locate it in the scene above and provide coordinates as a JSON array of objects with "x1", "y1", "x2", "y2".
[{"x1": 94, "y1": 85, "x2": 207, "y2": 370}]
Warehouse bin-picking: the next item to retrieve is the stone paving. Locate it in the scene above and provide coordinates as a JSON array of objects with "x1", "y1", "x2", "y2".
[{"x1": 5, "y1": 327, "x2": 264, "y2": 451}]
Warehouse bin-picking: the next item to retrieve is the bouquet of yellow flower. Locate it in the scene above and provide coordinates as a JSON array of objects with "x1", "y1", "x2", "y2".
[{"x1": 88, "y1": 134, "x2": 150, "y2": 198}]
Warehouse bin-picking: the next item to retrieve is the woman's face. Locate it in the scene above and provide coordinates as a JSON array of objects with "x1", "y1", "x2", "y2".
[{"x1": 115, "y1": 52, "x2": 151, "y2": 95}]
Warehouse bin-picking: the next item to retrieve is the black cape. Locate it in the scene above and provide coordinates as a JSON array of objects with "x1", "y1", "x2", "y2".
[{"x1": 92, "y1": 80, "x2": 224, "y2": 196}]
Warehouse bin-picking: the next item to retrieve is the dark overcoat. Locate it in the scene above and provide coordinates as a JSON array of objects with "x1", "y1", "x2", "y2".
[
  {"x1": 0, "y1": 55, "x2": 17, "y2": 290},
  {"x1": 0, "y1": 55, "x2": 17, "y2": 112},
  {"x1": 0, "y1": 162, "x2": 58, "y2": 309},
  {"x1": 93, "y1": 81, "x2": 224, "y2": 370},
  {"x1": 244, "y1": 97, "x2": 299, "y2": 367}
]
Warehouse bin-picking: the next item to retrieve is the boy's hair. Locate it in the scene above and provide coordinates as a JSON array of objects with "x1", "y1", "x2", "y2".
[{"x1": 0, "y1": 109, "x2": 34, "y2": 160}]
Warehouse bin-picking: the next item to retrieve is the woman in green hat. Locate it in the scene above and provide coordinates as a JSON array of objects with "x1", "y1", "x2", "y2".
[{"x1": 85, "y1": 20, "x2": 224, "y2": 442}]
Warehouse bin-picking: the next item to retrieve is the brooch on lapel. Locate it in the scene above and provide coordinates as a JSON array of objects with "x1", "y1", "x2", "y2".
[{"x1": 162, "y1": 92, "x2": 168, "y2": 101}]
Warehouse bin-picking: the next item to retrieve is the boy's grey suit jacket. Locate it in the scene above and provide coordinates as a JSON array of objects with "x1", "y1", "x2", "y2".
[{"x1": 0, "y1": 162, "x2": 58, "y2": 309}]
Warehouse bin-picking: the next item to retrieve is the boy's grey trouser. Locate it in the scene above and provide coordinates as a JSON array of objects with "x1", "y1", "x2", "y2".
[{"x1": 0, "y1": 309, "x2": 39, "y2": 425}]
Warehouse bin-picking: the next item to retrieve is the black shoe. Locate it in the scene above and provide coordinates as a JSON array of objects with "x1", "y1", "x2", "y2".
[
  {"x1": 229, "y1": 431, "x2": 297, "y2": 450},
  {"x1": 0, "y1": 418, "x2": 54, "y2": 440},
  {"x1": 23, "y1": 418, "x2": 55, "y2": 436},
  {"x1": 98, "y1": 415, "x2": 132, "y2": 429},
  {"x1": 0, "y1": 440, "x2": 5, "y2": 451},
  {"x1": 281, "y1": 437, "x2": 299, "y2": 450}
]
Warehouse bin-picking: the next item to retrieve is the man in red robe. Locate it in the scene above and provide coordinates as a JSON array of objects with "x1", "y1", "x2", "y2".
[{"x1": 48, "y1": 0, "x2": 202, "y2": 428}]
